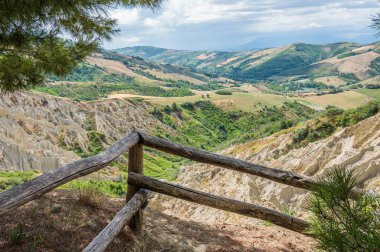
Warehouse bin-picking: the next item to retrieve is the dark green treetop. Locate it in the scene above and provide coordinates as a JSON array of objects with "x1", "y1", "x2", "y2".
[{"x1": 0, "y1": 0, "x2": 162, "y2": 92}]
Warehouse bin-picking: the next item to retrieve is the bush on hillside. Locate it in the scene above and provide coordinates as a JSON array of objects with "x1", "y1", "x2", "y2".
[
  {"x1": 215, "y1": 90, "x2": 232, "y2": 95},
  {"x1": 308, "y1": 169, "x2": 380, "y2": 251},
  {"x1": 291, "y1": 101, "x2": 379, "y2": 147}
]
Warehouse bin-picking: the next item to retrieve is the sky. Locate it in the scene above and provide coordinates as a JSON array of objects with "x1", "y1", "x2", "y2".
[{"x1": 104, "y1": 0, "x2": 380, "y2": 51}]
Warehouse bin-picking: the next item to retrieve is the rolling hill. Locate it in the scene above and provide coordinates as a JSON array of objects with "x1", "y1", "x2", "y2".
[
  {"x1": 39, "y1": 50, "x2": 231, "y2": 101},
  {"x1": 114, "y1": 42, "x2": 380, "y2": 83}
]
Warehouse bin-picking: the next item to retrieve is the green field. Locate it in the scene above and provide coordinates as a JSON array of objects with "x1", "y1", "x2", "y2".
[
  {"x1": 355, "y1": 88, "x2": 380, "y2": 100},
  {"x1": 297, "y1": 91, "x2": 370, "y2": 109},
  {"x1": 151, "y1": 91, "x2": 292, "y2": 112}
]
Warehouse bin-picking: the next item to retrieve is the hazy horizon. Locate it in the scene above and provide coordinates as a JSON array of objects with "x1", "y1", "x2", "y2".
[
  {"x1": 103, "y1": 0, "x2": 380, "y2": 51},
  {"x1": 109, "y1": 40, "x2": 380, "y2": 52}
]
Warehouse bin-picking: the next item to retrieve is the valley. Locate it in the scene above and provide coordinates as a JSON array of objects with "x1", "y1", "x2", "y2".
[
  {"x1": 30, "y1": 42, "x2": 380, "y2": 113},
  {"x1": 2, "y1": 0, "x2": 380, "y2": 250},
  {"x1": 3, "y1": 41, "x2": 380, "y2": 196},
  {"x1": 1, "y1": 41, "x2": 380, "y2": 251}
]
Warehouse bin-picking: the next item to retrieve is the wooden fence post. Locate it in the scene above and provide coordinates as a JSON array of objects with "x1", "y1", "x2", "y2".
[{"x1": 126, "y1": 143, "x2": 144, "y2": 231}]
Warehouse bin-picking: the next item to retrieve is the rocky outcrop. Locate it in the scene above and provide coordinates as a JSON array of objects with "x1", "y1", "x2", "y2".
[
  {"x1": 0, "y1": 91, "x2": 166, "y2": 171},
  {"x1": 151, "y1": 113, "x2": 380, "y2": 226}
]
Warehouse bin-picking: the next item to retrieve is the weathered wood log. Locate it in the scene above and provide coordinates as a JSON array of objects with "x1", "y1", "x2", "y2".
[
  {"x1": 0, "y1": 132, "x2": 140, "y2": 216},
  {"x1": 138, "y1": 131, "x2": 364, "y2": 199},
  {"x1": 128, "y1": 172, "x2": 310, "y2": 235},
  {"x1": 126, "y1": 144, "x2": 144, "y2": 231},
  {"x1": 83, "y1": 189, "x2": 149, "y2": 252}
]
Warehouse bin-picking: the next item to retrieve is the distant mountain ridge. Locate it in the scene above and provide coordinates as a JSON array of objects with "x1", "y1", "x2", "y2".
[{"x1": 113, "y1": 42, "x2": 380, "y2": 83}]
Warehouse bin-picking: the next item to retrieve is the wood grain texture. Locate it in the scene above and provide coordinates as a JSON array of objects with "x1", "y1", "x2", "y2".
[
  {"x1": 128, "y1": 172, "x2": 310, "y2": 235},
  {"x1": 138, "y1": 131, "x2": 364, "y2": 198},
  {"x1": 83, "y1": 189, "x2": 149, "y2": 252},
  {"x1": 0, "y1": 132, "x2": 140, "y2": 216},
  {"x1": 126, "y1": 144, "x2": 144, "y2": 231}
]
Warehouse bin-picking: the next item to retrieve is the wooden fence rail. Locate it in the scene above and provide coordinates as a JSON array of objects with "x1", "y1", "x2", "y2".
[
  {"x1": 139, "y1": 131, "x2": 364, "y2": 199},
  {"x1": 0, "y1": 132, "x2": 140, "y2": 216},
  {"x1": 0, "y1": 130, "x2": 365, "y2": 251},
  {"x1": 139, "y1": 132, "x2": 317, "y2": 190},
  {"x1": 83, "y1": 189, "x2": 149, "y2": 252},
  {"x1": 128, "y1": 172, "x2": 309, "y2": 234}
]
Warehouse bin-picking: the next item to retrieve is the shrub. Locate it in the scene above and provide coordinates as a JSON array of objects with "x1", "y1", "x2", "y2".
[
  {"x1": 10, "y1": 223, "x2": 24, "y2": 245},
  {"x1": 87, "y1": 131, "x2": 106, "y2": 156},
  {"x1": 215, "y1": 90, "x2": 232, "y2": 95},
  {"x1": 76, "y1": 184, "x2": 106, "y2": 208},
  {"x1": 181, "y1": 102, "x2": 195, "y2": 110},
  {"x1": 308, "y1": 169, "x2": 380, "y2": 251},
  {"x1": 292, "y1": 127, "x2": 309, "y2": 143}
]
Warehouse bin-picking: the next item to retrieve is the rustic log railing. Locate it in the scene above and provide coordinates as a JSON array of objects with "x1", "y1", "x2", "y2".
[{"x1": 0, "y1": 130, "x2": 364, "y2": 252}]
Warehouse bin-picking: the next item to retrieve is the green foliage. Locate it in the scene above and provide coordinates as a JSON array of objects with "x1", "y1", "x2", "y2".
[
  {"x1": 10, "y1": 223, "x2": 24, "y2": 245},
  {"x1": 265, "y1": 80, "x2": 335, "y2": 93},
  {"x1": 337, "y1": 101, "x2": 379, "y2": 127},
  {"x1": 34, "y1": 83, "x2": 135, "y2": 101},
  {"x1": 133, "y1": 86, "x2": 194, "y2": 97},
  {"x1": 281, "y1": 207, "x2": 296, "y2": 217},
  {"x1": 339, "y1": 73, "x2": 360, "y2": 84},
  {"x1": 0, "y1": 170, "x2": 40, "y2": 192},
  {"x1": 215, "y1": 90, "x2": 232, "y2": 95},
  {"x1": 151, "y1": 100, "x2": 315, "y2": 151},
  {"x1": 369, "y1": 57, "x2": 380, "y2": 75},
  {"x1": 308, "y1": 169, "x2": 380, "y2": 251},
  {"x1": 87, "y1": 131, "x2": 106, "y2": 156},
  {"x1": 165, "y1": 79, "x2": 225, "y2": 91},
  {"x1": 35, "y1": 82, "x2": 195, "y2": 101},
  {"x1": 143, "y1": 151, "x2": 180, "y2": 180},
  {"x1": 286, "y1": 101, "x2": 379, "y2": 153},
  {"x1": 0, "y1": 0, "x2": 163, "y2": 91},
  {"x1": 336, "y1": 51, "x2": 361, "y2": 59},
  {"x1": 49, "y1": 63, "x2": 133, "y2": 83},
  {"x1": 70, "y1": 142, "x2": 87, "y2": 158},
  {"x1": 355, "y1": 88, "x2": 380, "y2": 100},
  {"x1": 63, "y1": 179, "x2": 126, "y2": 197},
  {"x1": 134, "y1": 69, "x2": 162, "y2": 80},
  {"x1": 292, "y1": 128, "x2": 309, "y2": 143}
]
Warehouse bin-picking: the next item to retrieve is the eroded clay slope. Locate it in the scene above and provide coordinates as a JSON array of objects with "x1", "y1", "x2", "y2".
[
  {"x1": 0, "y1": 92, "x2": 165, "y2": 171},
  {"x1": 151, "y1": 113, "x2": 380, "y2": 226}
]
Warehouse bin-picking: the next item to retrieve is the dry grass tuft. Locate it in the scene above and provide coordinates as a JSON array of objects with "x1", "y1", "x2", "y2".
[{"x1": 76, "y1": 186, "x2": 106, "y2": 209}]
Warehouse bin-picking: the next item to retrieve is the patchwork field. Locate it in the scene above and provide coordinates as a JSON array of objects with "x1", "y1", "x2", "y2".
[
  {"x1": 87, "y1": 56, "x2": 162, "y2": 86},
  {"x1": 360, "y1": 76, "x2": 380, "y2": 85},
  {"x1": 108, "y1": 86, "x2": 380, "y2": 112},
  {"x1": 299, "y1": 91, "x2": 371, "y2": 109},
  {"x1": 355, "y1": 88, "x2": 380, "y2": 100},
  {"x1": 149, "y1": 92, "x2": 293, "y2": 112},
  {"x1": 314, "y1": 76, "x2": 347, "y2": 87}
]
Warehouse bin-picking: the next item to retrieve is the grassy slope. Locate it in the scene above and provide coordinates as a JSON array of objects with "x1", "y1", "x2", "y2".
[
  {"x1": 152, "y1": 92, "x2": 292, "y2": 112},
  {"x1": 115, "y1": 43, "x2": 361, "y2": 82},
  {"x1": 355, "y1": 88, "x2": 380, "y2": 100},
  {"x1": 298, "y1": 91, "x2": 371, "y2": 109},
  {"x1": 0, "y1": 100, "x2": 315, "y2": 196}
]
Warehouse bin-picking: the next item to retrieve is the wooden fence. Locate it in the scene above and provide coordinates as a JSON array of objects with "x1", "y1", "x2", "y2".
[{"x1": 0, "y1": 131, "x2": 364, "y2": 252}]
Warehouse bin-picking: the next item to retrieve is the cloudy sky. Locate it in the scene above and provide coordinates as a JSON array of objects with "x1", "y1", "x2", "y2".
[{"x1": 104, "y1": 0, "x2": 380, "y2": 50}]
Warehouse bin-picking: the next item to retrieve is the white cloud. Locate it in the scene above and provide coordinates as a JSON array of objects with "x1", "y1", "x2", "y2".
[
  {"x1": 120, "y1": 36, "x2": 141, "y2": 45},
  {"x1": 105, "y1": 0, "x2": 380, "y2": 49},
  {"x1": 245, "y1": 5, "x2": 377, "y2": 32},
  {"x1": 111, "y1": 8, "x2": 140, "y2": 26}
]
